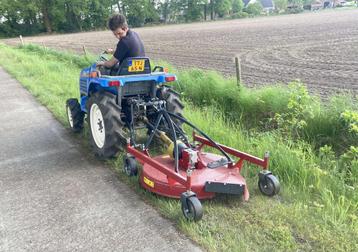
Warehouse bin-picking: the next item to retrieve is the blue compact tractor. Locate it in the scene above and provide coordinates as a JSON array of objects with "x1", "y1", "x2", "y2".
[
  {"x1": 66, "y1": 57, "x2": 183, "y2": 158},
  {"x1": 66, "y1": 56, "x2": 280, "y2": 221}
]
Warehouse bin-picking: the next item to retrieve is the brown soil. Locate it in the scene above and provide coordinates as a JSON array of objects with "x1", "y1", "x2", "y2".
[{"x1": 3, "y1": 9, "x2": 358, "y2": 97}]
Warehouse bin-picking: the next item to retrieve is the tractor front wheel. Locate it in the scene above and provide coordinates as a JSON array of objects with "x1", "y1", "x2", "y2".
[
  {"x1": 87, "y1": 91, "x2": 127, "y2": 158},
  {"x1": 66, "y1": 98, "x2": 84, "y2": 133}
]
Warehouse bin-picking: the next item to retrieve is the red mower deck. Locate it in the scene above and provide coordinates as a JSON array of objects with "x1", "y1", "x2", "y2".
[
  {"x1": 127, "y1": 134, "x2": 273, "y2": 204},
  {"x1": 140, "y1": 152, "x2": 249, "y2": 200}
]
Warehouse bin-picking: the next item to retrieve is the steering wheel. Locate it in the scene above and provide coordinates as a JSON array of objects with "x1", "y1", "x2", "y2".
[{"x1": 96, "y1": 51, "x2": 112, "y2": 75}]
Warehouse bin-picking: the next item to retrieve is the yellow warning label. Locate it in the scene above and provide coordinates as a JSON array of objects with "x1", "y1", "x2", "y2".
[{"x1": 143, "y1": 176, "x2": 154, "y2": 188}]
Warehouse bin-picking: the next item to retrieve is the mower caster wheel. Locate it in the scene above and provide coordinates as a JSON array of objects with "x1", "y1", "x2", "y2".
[
  {"x1": 181, "y1": 196, "x2": 203, "y2": 221},
  {"x1": 123, "y1": 155, "x2": 138, "y2": 177},
  {"x1": 258, "y1": 171, "x2": 280, "y2": 196}
]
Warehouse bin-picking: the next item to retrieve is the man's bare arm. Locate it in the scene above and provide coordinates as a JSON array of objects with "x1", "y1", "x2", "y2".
[
  {"x1": 97, "y1": 56, "x2": 118, "y2": 68},
  {"x1": 105, "y1": 48, "x2": 114, "y2": 54}
]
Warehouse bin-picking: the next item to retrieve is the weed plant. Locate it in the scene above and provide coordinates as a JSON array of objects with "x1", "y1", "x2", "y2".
[
  {"x1": 173, "y1": 68, "x2": 358, "y2": 155},
  {"x1": 0, "y1": 43, "x2": 357, "y2": 251}
]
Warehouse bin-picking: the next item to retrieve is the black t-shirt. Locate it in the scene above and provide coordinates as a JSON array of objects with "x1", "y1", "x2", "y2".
[{"x1": 113, "y1": 29, "x2": 145, "y2": 63}]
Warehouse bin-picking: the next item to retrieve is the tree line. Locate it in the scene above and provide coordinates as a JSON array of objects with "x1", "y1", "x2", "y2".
[
  {"x1": 0, "y1": 0, "x2": 310, "y2": 38},
  {"x1": 0, "y1": 0, "x2": 256, "y2": 37}
]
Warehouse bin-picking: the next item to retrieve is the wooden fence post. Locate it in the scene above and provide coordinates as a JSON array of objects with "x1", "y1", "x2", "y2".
[
  {"x1": 82, "y1": 45, "x2": 88, "y2": 56},
  {"x1": 19, "y1": 35, "x2": 24, "y2": 46},
  {"x1": 235, "y1": 56, "x2": 242, "y2": 87}
]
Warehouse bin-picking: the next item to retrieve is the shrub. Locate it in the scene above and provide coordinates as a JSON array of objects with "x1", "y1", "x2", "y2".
[
  {"x1": 273, "y1": 81, "x2": 315, "y2": 138},
  {"x1": 274, "y1": 0, "x2": 288, "y2": 13},
  {"x1": 244, "y1": 2, "x2": 263, "y2": 15},
  {"x1": 230, "y1": 12, "x2": 249, "y2": 19}
]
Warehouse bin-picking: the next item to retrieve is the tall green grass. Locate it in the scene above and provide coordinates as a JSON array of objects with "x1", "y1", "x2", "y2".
[
  {"x1": 0, "y1": 43, "x2": 357, "y2": 251},
  {"x1": 176, "y1": 69, "x2": 291, "y2": 127},
  {"x1": 173, "y1": 68, "x2": 358, "y2": 155},
  {"x1": 19, "y1": 43, "x2": 95, "y2": 69}
]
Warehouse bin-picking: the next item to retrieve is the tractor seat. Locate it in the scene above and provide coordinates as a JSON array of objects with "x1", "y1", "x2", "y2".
[{"x1": 111, "y1": 57, "x2": 151, "y2": 76}]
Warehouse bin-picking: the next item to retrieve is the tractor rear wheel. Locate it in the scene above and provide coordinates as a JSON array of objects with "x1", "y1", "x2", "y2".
[
  {"x1": 148, "y1": 86, "x2": 185, "y2": 139},
  {"x1": 158, "y1": 86, "x2": 184, "y2": 125},
  {"x1": 66, "y1": 98, "x2": 84, "y2": 133},
  {"x1": 87, "y1": 91, "x2": 127, "y2": 158}
]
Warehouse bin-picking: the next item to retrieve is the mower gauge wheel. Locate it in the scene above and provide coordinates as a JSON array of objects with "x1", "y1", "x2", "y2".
[
  {"x1": 258, "y1": 174, "x2": 280, "y2": 196},
  {"x1": 181, "y1": 196, "x2": 203, "y2": 221},
  {"x1": 123, "y1": 155, "x2": 138, "y2": 177}
]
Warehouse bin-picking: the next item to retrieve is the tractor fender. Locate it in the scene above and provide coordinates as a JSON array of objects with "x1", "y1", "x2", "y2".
[
  {"x1": 87, "y1": 82, "x2": 121, "y2": 108},
  {"x1": 79, "y1": 82, "x2": 102, "y2": 113},
  {"x1": 88, "y1": 82, "x2": 103, "y2": 96}
]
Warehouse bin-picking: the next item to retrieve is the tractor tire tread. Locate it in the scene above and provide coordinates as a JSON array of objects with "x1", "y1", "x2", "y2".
[
  {"x1": 87, "y1": 91, "x2": 127, "y2": 158},
  {"x1": 66, "y1": 98, "x2": 84, "y2": 132}
]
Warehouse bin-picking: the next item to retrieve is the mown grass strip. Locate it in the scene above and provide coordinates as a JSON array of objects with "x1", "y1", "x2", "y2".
[{"x1": 0, "y1": 43, "x2": 357, "y2": 252}]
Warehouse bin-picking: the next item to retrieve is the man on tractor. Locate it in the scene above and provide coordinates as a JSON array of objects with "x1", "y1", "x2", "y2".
[{"x1": 97, "y1": 13, "x2": 145, "y2": 69}]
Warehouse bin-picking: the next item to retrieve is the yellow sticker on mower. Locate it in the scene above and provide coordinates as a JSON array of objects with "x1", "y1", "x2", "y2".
[
  {"x1": 143, "y1": 176, "x2": 154, "y2": 188},
  {"x1": 128, "y1": 59, "x2": 145, "y2": 72}
]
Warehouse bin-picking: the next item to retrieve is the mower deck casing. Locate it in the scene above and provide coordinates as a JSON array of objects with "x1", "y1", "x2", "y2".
[
  {"x1": 140, "y1": 152, "x2": 248, "y2": 199},
  {"x1": 127, "y1": 134, "x2": 269, "y2": 201}
]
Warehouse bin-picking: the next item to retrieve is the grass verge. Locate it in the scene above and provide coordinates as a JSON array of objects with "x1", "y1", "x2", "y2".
[
  {"x1": 174, "y1": 68, "x2": 358, "y2": 154},
  {"x1": 0, "y1": 43, "x2": 357, "y2": 251}
]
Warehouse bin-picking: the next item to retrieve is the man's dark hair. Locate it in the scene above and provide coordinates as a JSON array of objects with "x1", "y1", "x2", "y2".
[{"x1": 108, "y1": 14, "x2": 128, "y2": 31}]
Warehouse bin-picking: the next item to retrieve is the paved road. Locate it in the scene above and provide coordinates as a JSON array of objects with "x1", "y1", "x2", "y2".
[{"x1": 0, "y1": 67, "x2": 202, "y2": 251}]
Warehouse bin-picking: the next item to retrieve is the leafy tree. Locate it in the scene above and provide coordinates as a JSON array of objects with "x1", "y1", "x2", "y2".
[
  {"x1": 209, "y1": 0, "x2": 214, "y2": 19},
  {"x1": 159, "y1": 0, "x2": 170, "y2": 22},
  {"x1": 91, "y1": 0, "x2": 112, "y2": 28},
  {"x1": 243, "y1": 2, "x2": 263, "y2": 15},
  {"x1": 34, "y1": 0, "x2": 59, "y2": 33},
  {"x1": 288, "y1": 0, "x2": 304, "y2": 7},
  {"x1": 121, "y1": 0, "x2": 159, "y2": 27},
  {"x1": 162, "y1": 0, "x2": 188, "y2": 22},
  {"x1": 144, "y1": 0, "x2": 160, "y2": 23},
  {"x1": 274, "y1": 0, "x2": 288, "y2": 13},
  {"x1": 0, "y1": 0, "x2": 44, "y2": 36},
  {"x1": 0, "y1": 0, "x2": 265, "y2": 37},
  {"x1": 214, "y1": 0, "x2": 232, "y2": 17},
  {"x1": 185, "y1": 0, "x2": 203, "y2": 21},
  {"x1": 122, "y1": 1, "x2": 145, "y2": 27},
  {"x1": 62, "y1": 0, "x2": 84, "y2": 31},
  {"x1": 232, "y1": 0, "x2": 244, "y2": 13},
  {"x1": 287, "y1": 0, "x2": 304, "y2": 13}
]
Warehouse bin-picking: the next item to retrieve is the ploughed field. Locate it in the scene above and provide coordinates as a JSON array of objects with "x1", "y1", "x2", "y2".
[{"x1": 4, "y1": 9, "x2": 358, "y2": 96}]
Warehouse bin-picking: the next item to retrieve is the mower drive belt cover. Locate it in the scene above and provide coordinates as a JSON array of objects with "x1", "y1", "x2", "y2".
[{"x1": 204, "y1": 181, "x2": 244, "y2": 195}]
